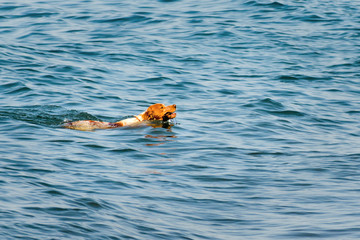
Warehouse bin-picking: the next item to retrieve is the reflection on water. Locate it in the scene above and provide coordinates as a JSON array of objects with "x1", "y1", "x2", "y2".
[
  {"x1": 141, "y1": 121, "x2": 177, "y2": 146},
  {"x1": 145, "y1": 120, "x2": 176, "y2": 129},
  {"x1": 145, "y1": 132, "x2": 176, "y2": 147}
]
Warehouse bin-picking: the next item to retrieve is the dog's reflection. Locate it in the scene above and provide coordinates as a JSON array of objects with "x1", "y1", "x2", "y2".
[
  {"x1": 146, "y1": 120, "x2": 175, "y2": 129},
  {"x1": 143, "y1": 122, "x2": 177, "y2": 146}
]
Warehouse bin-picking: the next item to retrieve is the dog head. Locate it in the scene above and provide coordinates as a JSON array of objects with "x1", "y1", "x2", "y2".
[{"x1": 142, "y1": 103, "x2": 176, "y2": 121}]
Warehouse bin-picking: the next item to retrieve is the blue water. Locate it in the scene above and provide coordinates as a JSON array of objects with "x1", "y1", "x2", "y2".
[{"x1": 1, "y1": 0, "x2": 360, "y2": 239}]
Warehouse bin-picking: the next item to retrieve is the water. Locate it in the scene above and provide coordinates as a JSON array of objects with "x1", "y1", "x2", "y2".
[{"x1": 1, "y1": 0, "x2": 360, "y2": 239}]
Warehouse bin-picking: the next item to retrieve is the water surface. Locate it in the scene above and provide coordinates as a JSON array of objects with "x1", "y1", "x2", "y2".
[{"x1": 1, "y1": 0, "x2": 360, "y2": 239}]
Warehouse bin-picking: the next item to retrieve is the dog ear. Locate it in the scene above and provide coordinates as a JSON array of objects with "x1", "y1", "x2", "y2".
[
  {"x1": 142, "y1": 111, "x2": 152, "y2": 120},
  {"x1": 143, "y1": 110, "x2": 161, "y2": 120}
]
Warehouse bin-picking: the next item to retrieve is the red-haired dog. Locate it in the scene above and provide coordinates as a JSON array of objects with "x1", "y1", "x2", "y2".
[{"x1": 64, "y1": 103, "x2": 176, "y2": 131}]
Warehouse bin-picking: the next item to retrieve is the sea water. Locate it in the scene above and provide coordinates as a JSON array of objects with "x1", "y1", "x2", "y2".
[{"x1": 1, "y1": 0, "x2": 360, "y2": 239}]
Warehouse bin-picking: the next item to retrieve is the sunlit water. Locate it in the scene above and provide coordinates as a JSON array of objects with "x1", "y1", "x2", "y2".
[{"x1": 1, "y1": 0, "x2": 360, "y2": 239}]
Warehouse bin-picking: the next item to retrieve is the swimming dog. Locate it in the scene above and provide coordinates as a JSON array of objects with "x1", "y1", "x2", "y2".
[{"x1": 63, "y1": 103, "x2": 176, "y2": 131}]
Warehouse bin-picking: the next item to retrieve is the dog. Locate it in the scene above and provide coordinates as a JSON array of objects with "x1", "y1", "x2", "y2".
[{"x1": 63, "y1": 103, "x2": 176, "y2": 131}]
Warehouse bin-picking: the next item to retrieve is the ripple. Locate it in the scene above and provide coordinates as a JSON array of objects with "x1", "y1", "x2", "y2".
[
  {"x1": 109, "y1": 148, "x2": 137, "y2": 153},
  {"x1": 267, "y1": 110, "x2": 306, "y2": 117},
  {"x1": 286, "y1": 14, "x2": 342, "y2": 23},
  {"x1": 245, "y1": 1, "x2": 287, "y2": 8},
  {"x1": 0, "y1": 105, "x2": 100, "y2": 127},
  {"x1": 71, "y1": 197, "x2": 112, "y2": 210},
  {"x1": 277, "y1": 74, "x2": 329, "y2": 82},
  {"x1": 24, "y1": 206, "x2": 88, "y2": 217},
  {"x1": 1, "y1": 81, "x2": 32, "y2": 95},
  {"x1": 93, "y1": 14, "x2": 152, "y2": 24},
  {"x1": 45, "y1": 190, "x2": 66, "y2": 196}
]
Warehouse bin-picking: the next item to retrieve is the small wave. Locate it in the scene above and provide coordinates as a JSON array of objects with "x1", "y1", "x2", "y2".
[
  {"x1": 158, "y1": 0, "x2": 180, "y2": 2},
  {"x1": 0, "y1": 5, "x2": 22, "y2": 11},
  {"x1": 285, "y1": 14, "x2": 341, "y2": 23},
  {"x1": 245, "y1": 1, "x2": 286, "y2": 8},
  {"x1": 18, "y1": 12, "x2": 58, "y2": 19},
  {"x1": 1, "y1": 81, "x2": 32, "y2": 95},
  {"x1": 46, "y1": 65, "x2": 87, "y2": 75},
  {"x1": 130, "y1": 76, "x2": 171, "y2": 83},
  {"x1": 267, "y1": 110, "x2": 306, "y2": 117},
  {"x1": 258, "y1": 98, "x2": 284, "y2": 109},
  {"x1": 243, "y1": 98, "x2": 284, "y2": 110},
  {"x1": 70, "y1": 197, "x2": 113, "y2": 210},
  {"x1": 93, "y1": 14, "x2": 152, "y2": 24},
  {"x1": 243, "y1": 98, "x2": 306, "y2": 118},
  {"x1": 277, "y1": 75, "x2": 329, "y2": 82}
]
